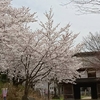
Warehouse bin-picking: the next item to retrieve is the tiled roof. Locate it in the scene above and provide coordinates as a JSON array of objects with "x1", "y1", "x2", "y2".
[{"x1": 73, "y1": 51, "x2": 100, "y2": 57}]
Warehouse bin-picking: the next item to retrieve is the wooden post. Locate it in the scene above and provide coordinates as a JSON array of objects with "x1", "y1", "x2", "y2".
[{"x1": 48, "y1": 82, "x2": 50, "y2": 100}]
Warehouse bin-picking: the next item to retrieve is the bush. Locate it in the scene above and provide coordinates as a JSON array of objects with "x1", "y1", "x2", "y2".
[{"x1": 0, "y1": 82, "x2": 46, "y2": 100}]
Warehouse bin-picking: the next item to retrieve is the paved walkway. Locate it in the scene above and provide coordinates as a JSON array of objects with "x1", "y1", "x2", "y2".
[{"x1": 82, "y1": 96, "x2": 91, "y2": 99}]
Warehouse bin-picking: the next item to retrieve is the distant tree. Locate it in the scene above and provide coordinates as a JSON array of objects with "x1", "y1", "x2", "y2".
[
  {"x1": 66, "y1": 0, "x2": 100, "y2": 14},
  {"x1": 83, "y1": 32, "x2": 100, "y2": 51},
  {"x1": 81, "y1": 32, "x2": 100, "y2": 68}
]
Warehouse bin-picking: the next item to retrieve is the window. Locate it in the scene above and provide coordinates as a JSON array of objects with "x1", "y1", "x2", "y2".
[{"x1": 87, "y1": 69, "x2": 96, "y2": 78}]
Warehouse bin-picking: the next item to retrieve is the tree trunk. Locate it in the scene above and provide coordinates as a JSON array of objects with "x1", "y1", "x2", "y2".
[
  {"x1": 52, "y1": 79, "x2": 59, "y2": 99},
  {"x1": 58, "y1": 84, "x2": 60, "y2": 96},
  {"x1": 22, "y1": 81, "x2": 29, "y2": 100},
  {"x1": 22, "y1": 95, "x2": 28, "y2": 100},
  {"x1": 48, "y1": 82, "x2": 50, "y2": 100}
]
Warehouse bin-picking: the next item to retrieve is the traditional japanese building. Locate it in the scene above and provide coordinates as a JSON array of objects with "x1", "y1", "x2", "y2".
[{"x1": 60, "y1": 51, "x2": 100, "y2": 100}]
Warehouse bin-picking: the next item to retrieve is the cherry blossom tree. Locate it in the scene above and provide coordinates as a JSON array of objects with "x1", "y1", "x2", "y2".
[
  {"x1": 0, "y1": 1, "x2": 82, "y2": 100},
  {"x1": 0, "y1": 0, "x2": 36, "y2": 80},
  {"x1": 35, "y1": 9, "x2": 82, "y2": 99},
  {"x1": 0, "y1": 0, "x2": 37, "y2": 100},
  {"x1": 42, "y1": 8, "x2": 82, "y2": 81}
]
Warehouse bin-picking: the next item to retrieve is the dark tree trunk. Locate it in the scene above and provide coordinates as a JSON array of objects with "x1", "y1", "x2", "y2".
[
  {"x1": 22, "y1": 95, "x2": 28, "y2": 100},
  {"x1": 22, "y1": 80, "x2": 29, "y2": 100},
  {"x1": 48, "y1": 82, "x2": 50, "y2": 100},
  {"x1": 57, "y1": 84, "x2": 60, "y2": 96}
]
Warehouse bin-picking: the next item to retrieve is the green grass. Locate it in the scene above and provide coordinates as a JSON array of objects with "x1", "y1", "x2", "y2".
[
  {"x1": 52, "y1": 99, "x2": 60, "y2": 100},
  {"x1": 52, "y1": 97, "x2": 64, "y2": 100}
]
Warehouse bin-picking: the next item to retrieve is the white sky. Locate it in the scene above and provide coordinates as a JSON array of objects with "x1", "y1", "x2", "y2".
[{"x1": 11, "y1": 0, "x2": 100, "y2": 44}]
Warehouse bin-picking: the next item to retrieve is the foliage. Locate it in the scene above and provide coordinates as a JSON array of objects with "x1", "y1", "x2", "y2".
[{"x1": 0, "y1": 74, "x2": 8, "y2": 82}]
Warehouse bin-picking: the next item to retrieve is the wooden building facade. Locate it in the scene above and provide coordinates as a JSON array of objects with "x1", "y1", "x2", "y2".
[{"x1": 60, "y1": 51, "x2": 100, "y2": 100}]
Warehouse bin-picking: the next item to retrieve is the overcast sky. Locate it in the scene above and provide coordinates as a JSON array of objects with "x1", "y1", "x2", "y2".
[{"x1": 11, "y1": 0, "x2": 100, "y2": 44}]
